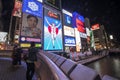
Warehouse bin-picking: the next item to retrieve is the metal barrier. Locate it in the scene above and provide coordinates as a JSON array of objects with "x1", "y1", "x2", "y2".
[{"x1": 36, "y1": 51, "x2": 69, "y2": 80}]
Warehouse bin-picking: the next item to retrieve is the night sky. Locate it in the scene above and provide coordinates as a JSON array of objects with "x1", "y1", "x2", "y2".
[
  {"x1": 1, "y1": 0, "x2": 120, "y2": 42},
  {"x1": 62, "y1": 0, "x2": 120, "y2": 42}
]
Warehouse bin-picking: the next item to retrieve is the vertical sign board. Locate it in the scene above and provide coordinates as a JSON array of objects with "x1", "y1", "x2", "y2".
[
  {"x1": 20, "y1": 0, "x2": 43, "y2": 48},
  {"x1": 72, "y1": 12, "x2": 86, "y2": 51},
  {"x1": 12, "y1": 0, "x2": 22, "y2": 17},
  {"x1": 62, "y1": 9, "x2": 76, "y2": 52},
  {"x1": 44, "y1": 0, "x2": 61, "y2": 10},
  {"x1": 43, "y1": 7, "x2": 63, "y2": 51}
]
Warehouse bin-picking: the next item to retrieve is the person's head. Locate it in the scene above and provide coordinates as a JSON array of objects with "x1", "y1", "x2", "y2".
[
  {"x1": 30, "y1": 42, "x2": 35, "y2": 47},
  {"x1": 27, "y1": 15, "x2": 38, "y2": 28}
]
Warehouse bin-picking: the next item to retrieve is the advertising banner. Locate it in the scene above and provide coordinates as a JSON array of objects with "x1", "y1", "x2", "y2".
[
  {"x1": 64, "y1": 26, "x2": 75, "y2": 37},
  {"x1": 72, "y1": 12, "x2": 85, "y2": 33},
  {"x1": 0, "y1": 32, "x2": 7, "y2": 42},
  {"x1": 43, "y1": 7, "x2": 63, "y2": 51},
  {"x1": 20, "y1": 13, "x2": 42, "y2": 47},
  {"x1": 64, "y1": 36, "x2": 75, "y2": 46},
  {"x1": 63, "y1": 14, "x2": 72, "y2": 27},
  {"x1": 22, "y1": 0, "x2": 43, "y2": 18},
  {"x1": 75, "y1": 28, "x2": 81, "y2": 52},
  {"x1": 12, "y1": 0, "x2": 22, "y2": 17}
]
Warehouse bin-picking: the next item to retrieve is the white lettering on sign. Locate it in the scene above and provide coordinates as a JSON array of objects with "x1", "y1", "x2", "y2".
[
  {"x1": 64, "y1": 26, "x2": 75, "y2": 37},
  {"x1": 28, "y1": 2, "x2": 38, "y2": 11}
]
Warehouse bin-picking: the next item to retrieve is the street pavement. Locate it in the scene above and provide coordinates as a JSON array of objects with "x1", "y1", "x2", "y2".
[
  {"x1": 0, "y1": 51, "x2": 106, "y2": 80},
  {"x1": 0, "y1": 57, "x2": 37, "y2": 80}
]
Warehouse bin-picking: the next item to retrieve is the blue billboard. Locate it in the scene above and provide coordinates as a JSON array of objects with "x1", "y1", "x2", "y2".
[
  {"x1": 63, "y1": 14, "x2": 72, "y2": 27},
  {"x1": 22, "y1": 0, "x2": 43, "y2": 18},
  {"x1": 43, "y1": 8, "x2": 63, "y2": 51},
  {"x1": 64, "y1": 36, "x2": 76, "y2": 46}
]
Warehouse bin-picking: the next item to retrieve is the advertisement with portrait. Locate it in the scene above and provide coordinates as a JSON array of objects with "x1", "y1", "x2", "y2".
[
  {"x1": 20, "y1": 13, "x2": 42, "y2": 48},
  {"x1": 22, "y1": 0, "x2": 43, "y2": 18},
  {"x1": 43, "y1": 7, "x2": 63, "y2": 51}
]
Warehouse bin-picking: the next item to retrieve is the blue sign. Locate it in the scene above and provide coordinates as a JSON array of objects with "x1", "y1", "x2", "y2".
[
  {"x1": 22, "y1": 0, "x2": 43, "y2": 18},
  {"x1": 63, "y1": 14, "x2": 72, "y2": 27},
  {"x1": 64, "y1": 36, "x2": 76, "y2": 46}
]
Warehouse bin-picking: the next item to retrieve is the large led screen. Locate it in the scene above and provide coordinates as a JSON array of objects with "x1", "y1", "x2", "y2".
[
  {"x1": 72, "y1": 12, "x2": 85, "y2": 33},
  {"x1": 20, "y1": 13, "x2": 42, "y2": 44},
  {"x1": 43, "y1": 8, "x2": 63, "y2": 51},
  {"x1": 22, "y1": 0, "x2": 43, "y2": 18}
]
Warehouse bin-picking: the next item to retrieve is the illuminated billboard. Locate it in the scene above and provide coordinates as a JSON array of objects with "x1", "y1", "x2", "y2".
[
  {"x1": 64, "y1": 36, "x2": 75, "y2": 46},
  {"x1": 22, "y1": 0, "x2": 43, "y2": 18},
  {"x1": 43, "y1": 7, "x2": 63, "y2": 51},
  {"x1": 44, "y1": 0, "x2": 61, "y2": 10},
  {"x1": 0, "y1": 32, "x2": 7, "y2": 42},
  {"x1": 12, "y1": 0, "x2": 22, "y2": 17},
  {"x1": 91, "y1": 24, "x2": 100, "y2": 30},
  {"x1": 20, "y1": 13, "x2": 42, "y2": 44},
  {"x1": 72, "y1": 12, "x2": 85, "y2": 33},
  {"x1": 62, "y1": 9, "x2": 72, "y2": 27},
  {"x1": 63, "y1": 14, "x2": 72, "y2": 27},
  {"x1": 64, "y1": 26, "x2": 74, "y2": 37},
  {"x1": 74, "y1": 28, "x2": 81, "y2": 52}
]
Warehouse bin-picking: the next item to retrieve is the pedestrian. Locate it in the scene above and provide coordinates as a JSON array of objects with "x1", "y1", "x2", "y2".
[
  {"x1": 11, "y1": 44, "x2": 23, "y2": 67},
  {"x1": 11, "y1": 44, "x2": 18, "y2": 67},
  {"x1": 16, "y1": 44, "x2": 23, "y2": 65},
  {"x1": 26, "y1": 42, "x2": 39, "y2": 80}
]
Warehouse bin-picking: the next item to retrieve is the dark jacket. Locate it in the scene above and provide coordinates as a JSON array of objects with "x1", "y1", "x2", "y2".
[{"x1": 27, "y1": 47, "x2": 38, "y2": 62}]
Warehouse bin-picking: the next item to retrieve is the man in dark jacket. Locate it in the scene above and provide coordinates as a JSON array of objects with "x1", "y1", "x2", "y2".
[{"x1": 26, "y1": 42, "x2": 38, "y2": 80}]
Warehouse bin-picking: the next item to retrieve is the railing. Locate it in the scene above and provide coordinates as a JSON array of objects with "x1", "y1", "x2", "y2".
[
  {"x1": 36, "y1": 50, "x2": 118, "y2": 80},
  {"x1": 36, "y1": 51, "x2": 69, "y2": 80}
]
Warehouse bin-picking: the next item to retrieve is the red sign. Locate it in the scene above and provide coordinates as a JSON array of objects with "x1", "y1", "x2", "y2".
[
  {"x1": 12, "y1": 0, "x2": 22, "y2": 17},
  {"x1": 76, "y1": 18, "x2": 85, "y2": 33},
  {"x1": 91, "y1": 24, "x2": 100, "y2": 30}
]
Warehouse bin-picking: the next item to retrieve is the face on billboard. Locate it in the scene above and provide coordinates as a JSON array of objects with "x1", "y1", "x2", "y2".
[
  {"x1": 20, "y1": 13, "x2": 42, "y2": 43},
  {"x1": 43, "y1": 8, "x2": 63, "y2": 51},
  {"x1": 22, "y1": 0, "x2": 43, "y2": 18}
]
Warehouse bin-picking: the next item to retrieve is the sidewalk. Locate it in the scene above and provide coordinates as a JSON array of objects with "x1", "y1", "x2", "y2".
[
  {"x1": 77, "y1": 55, "x2": 106, "y2": 64},
  {"x1": 0, "y1": 57, "x2": 37, "y2": 80},
  {"x1": 0, "y1": 53, "x2": 107, "y2": 80}
]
